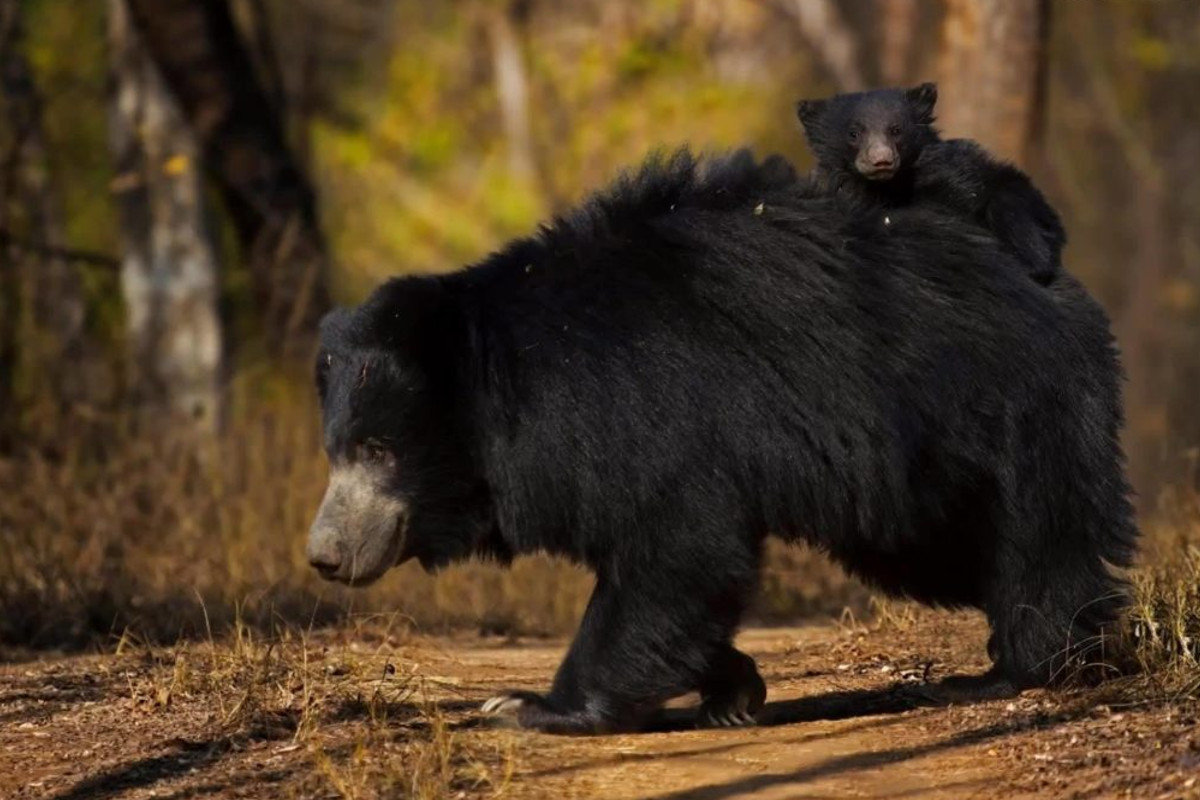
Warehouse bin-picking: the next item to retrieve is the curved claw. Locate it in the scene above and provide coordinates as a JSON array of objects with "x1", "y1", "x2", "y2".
[
  {"x1": 697, "y1": 703, "x2": 759, "y2": 729},
  {"x1": 481, "y1": 692, "x2": 529, "y2": 716}
]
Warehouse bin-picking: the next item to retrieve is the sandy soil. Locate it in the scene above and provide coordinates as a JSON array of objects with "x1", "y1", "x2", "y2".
[{"x1": 1, "y1": 610, "x2": 1197, "y2": 799}]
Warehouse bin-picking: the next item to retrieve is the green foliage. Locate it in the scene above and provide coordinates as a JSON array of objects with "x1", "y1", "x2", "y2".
[
  {"x1": 315, "y1": 1, "x2": 801, "y2": 291},
  {"x1": 25, "y1": 0, "x2": 116, "y2": 255},
  {"x1": 1130, "y1": 35, "x2": 1171, "y2": 71}
]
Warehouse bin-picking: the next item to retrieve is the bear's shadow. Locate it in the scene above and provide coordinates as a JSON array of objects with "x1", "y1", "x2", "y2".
[
  {"x1": 644, "y1": 684, "x2": 924, "y2": 733},
  {"x1": 435, "y1": 683, "x2": 927, "y2": 734}
]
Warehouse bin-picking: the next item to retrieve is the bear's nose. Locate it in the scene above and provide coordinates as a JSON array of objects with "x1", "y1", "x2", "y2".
[{"x1": 307, "y1": 535, "x2": 344, "y2": 579}]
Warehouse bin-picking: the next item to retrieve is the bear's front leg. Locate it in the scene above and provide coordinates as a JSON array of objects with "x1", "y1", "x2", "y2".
[
  {"x1": 482, "y1": 562, "x2": 754, "y2": 734},
  {"x1": 696, "y1": 645, "x2": 766, "y2": 728}
]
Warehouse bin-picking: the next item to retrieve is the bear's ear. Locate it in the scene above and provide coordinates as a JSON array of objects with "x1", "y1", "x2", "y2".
[
  {"x1": 905, "y1": 82, "x2": 938, "y2": 124},
  {"x1": 318, "y1": 307, "x2": 354, "y2": 344},
  {"x1": 795, "y1": 98, "x2": 828, "y2": 130},
  {"x1": 359, "y1": 276, "x2": 450, "y2": 351}
]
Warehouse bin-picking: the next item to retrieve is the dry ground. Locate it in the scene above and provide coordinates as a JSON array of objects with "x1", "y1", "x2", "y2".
[{"x1": 2, "y1": 608, "x2": 1198, "y2": 800}]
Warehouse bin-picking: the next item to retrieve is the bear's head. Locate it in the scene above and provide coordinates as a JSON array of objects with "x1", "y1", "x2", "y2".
[
  {"x1": 307, "y1": 277, "x2": 489, "y2": 586},
  {"x1": 796, "y1": 83, "x2": 939, "y2": 183}
]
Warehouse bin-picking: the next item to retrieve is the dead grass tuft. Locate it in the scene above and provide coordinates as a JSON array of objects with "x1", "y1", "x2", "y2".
[
  {"x1": 1115, "y1": 484, "x2": 1200, "y2": 700},
  {"x1": 97, "y1": 610, "x2": 515, "y2": 798}
]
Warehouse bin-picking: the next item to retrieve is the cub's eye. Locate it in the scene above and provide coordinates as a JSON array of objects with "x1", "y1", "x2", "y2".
[
  {"x1": 888, "y1": 124, "x2": 902, "y2": 136},
  {"x1": 356, "y1": 440, "x2": 392, "y2": 465},
  {"x1": 848, "y1": 130, "x2": 859, "y2": 143}
]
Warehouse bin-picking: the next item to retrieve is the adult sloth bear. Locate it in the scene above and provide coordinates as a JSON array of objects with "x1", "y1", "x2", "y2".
[{"x1": 307, "y1": 149, "x2": 1137, "y2": 734}]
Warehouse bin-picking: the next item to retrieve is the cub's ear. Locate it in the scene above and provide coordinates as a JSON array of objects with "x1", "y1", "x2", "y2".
[
  {"x1": 795, "y1": 98, "x2": 828, "y2": 130},
  {"x1": 905, "y1": 82, "x2": 938, "y2": 124}
]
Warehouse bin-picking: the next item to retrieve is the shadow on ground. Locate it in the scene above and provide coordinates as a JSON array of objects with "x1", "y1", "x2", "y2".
[
  {"x1": 44, "y1": 680, "x2": 1094, "y2": 800},
  {"x1": 642, "y1": 682, "x2": 926, "y2": 733}
]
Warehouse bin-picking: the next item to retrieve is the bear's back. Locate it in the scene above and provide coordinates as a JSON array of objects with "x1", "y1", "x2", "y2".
[{"x1": 432, "y1": 149, "x2": 1118, "y2": 559}]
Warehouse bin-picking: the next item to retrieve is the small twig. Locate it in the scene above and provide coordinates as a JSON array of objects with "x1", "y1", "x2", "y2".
[{"x1": 0, "y1": 230, "x2": 120, "y2": 268}]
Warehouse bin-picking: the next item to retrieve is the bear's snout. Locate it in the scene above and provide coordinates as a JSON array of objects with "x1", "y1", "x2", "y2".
[
  {"x1": 306, "y1": 527, "x2": 345, "y2": 578},
  {"x1": 307, "y1": 462, "x2": 409, "y2": 586}
]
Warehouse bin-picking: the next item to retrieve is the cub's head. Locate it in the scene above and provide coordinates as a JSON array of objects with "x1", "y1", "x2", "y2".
[
  {"x1": 307, "y1": 278, "x2": 487, "y2": 586},
  {"x1": 796, "y1": 83, "x2": 938, "y2": 183}
]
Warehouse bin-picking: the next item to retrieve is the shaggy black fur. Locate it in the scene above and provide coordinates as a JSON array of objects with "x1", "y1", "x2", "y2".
[
  {"x1": 315, "y1": 148, "x2": 1137, "y2": 734},
  {"x1": 797, "y1": 83, "x2": 1066, "y2": 284}
]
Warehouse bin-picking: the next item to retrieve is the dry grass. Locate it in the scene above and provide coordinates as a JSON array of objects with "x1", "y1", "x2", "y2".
[
  {"x1": 84, "y1": 611, "x2": 517, "y2": 799},
  {"x1": 1116, "y1": 481, "x2": 1200, "y2": 702}
]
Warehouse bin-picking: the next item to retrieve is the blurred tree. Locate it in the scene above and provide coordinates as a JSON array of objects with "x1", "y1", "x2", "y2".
[
  {"x1": 776, "y1": 0, "x2": 866, "y2": 90},
  {"x1": 123, "y1": 0, "x2": 330, "y2": 356},
  {"x1": 485, "y1": 0, "x2": 536, "y2": 181},
  {"x1": 0, "y1": 0, "x2": 90, "y2": 447},
  {"x1": 879, "y1": 0, "x2": 920, "y2": 84},
  {"x1": 1049, "y1": 0, "x2": 1200, "y2": 493},
  {"x1": 937, "y1": 0, "x2": 1049, "y2": 166},
  {"x1": 237, "y1": 0, "x2": 288, "y2": 117},
  {"x1": 108, "y1": 0, "x2": 222, "y2": 432}
]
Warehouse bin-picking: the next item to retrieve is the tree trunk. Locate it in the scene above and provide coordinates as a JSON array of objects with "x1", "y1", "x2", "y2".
[
  {"x1": 108, "y1": 0, "x2": 223, "y2": 433},
  {"x1": 122, "y1": 0, "x2": 329, "y2": 357},
  {"x1": 0, "y1": 0, "x2": 90, "y2": 444},
  {"x1": 1120, "y1": 172, "x2": 1168, "y2": 489},
  {"x1": 787, "y1": 0, "x2": 866, "y2": 91},
  {"x1": 879, "y1": 0, "x2": 920, "y2": 85},
  {"x1": 937, "y1": 0, "x2": 1048, "y2": 166},
  {"x1": 486, "y1": 1, "x2": 535, "y2": 181}
]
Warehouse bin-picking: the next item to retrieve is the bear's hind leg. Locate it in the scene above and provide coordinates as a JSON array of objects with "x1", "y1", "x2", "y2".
[
  {"x1": 984, "y1": 552, "x2": 1129, "y2": 691},
  {"x1": 912, "y1": 539, "x2": 1128, "y2": 705}
]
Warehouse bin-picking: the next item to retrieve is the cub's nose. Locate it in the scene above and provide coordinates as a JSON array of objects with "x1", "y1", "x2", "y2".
[
  {"x1": 307, "y1": 535, "x2": 344, "y2": 579},
  {"x1": 866, "y1": 142, "x2": 896, "y2": 168}
]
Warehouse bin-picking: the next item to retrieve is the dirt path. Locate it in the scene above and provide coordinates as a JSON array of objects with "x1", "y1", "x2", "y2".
[
  {"x1": 462, "y1": 627, "x2": 1001, "y2": 799},
  {"x1": 2, "y1": 611, "x2": 1197, "y2": 799}
]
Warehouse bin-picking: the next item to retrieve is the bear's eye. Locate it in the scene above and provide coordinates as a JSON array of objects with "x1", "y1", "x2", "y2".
[
  {"x1": 848, "y1": 129, "x2": 859, "y2": 143},
  {"x1": 357, "y1": 440, "x2": 392, "y2": 466},
  {"x1": 888, "y1": 124, "x2": 902, "y2": 136}
]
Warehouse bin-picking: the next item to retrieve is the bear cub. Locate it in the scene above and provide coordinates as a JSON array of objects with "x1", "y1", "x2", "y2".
[{"x1": 796, "y1": 83, "x2": 1065, "y2": 284}]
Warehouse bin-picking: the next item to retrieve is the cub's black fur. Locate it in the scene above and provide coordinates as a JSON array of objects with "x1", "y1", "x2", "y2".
[
  {"x1": 796, "y1": 83, "x2": 1065, "y2": 284},
  {"x1": 313, "y1": 149, "x2": 1136, "y2": 734}
]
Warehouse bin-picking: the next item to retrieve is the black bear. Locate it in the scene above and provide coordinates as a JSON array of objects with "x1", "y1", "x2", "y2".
[
  {"x1": 796, "y1": 83, "x2": 1065, "y2": 284},
  {"x1": 307, "y1": 148, "x2": 1136, "y2": 734}
]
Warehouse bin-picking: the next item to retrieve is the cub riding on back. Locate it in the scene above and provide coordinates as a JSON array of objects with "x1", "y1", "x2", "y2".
[{"x1": 796, "y1": 82, "x2": 1065, "y2": 284}]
